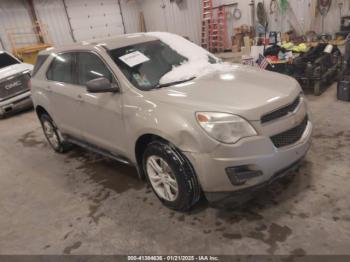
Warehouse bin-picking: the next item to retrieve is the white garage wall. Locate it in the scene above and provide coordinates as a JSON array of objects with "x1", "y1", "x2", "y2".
[
  {"x1": 139, "y1": 0, "x2": 202, "y2": 44},
  {"x1": 120, "y1": 0, "x2": 142, "y2": 34},
  {"x1": 0, "y1": 0, "x2": 37, "y2": 51},
  {"x1": 216, "y1": 0, "x2": 348, "y2": 35},
  {"x1": 33, "y1": 0, "x2": 74, "y2": 46},
  {"x1": 311, "y1": 0, "x2": 350, "y2": 34},
  {"x1": 163, "y1": 0, "x2": 202, "y2": 44},
  {"x1": 137, "y1": 0, "x2": 346, "y2": 47},
  {"x1": 0, "y1": 0, "x2": 347, "y2": 52}
]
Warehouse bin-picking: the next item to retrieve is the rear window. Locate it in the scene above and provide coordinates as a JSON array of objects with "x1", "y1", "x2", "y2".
[
  {"x1": 0, "y1": 52, "x2": 19, "y2": 69},
  {"x1": 32, "y1": 54, "x2": 49, "y2": 76}
]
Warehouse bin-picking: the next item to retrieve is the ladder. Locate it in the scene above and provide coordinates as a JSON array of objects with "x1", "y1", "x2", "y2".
[
  {"x1": 201, "y1": 0, "x2": 229, "y2": 53},
  {"x1": 201, "y1": 0, "x2": 214, "y2": 51}
]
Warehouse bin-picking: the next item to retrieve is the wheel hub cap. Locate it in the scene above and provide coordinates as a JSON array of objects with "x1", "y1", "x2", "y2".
[
  {"x1": 146, "y1": 156, "x2": 179, "y2": 202},
  {"x1": 43, "y1": 121, "x2": 59, "y2": 148}
]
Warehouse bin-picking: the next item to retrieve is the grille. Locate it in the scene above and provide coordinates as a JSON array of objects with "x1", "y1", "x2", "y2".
[
  {"x1": 0, "y1": 72, "x2": 30, "y2": 101},
  {"x1": 261, "y1": 96, "x2": 301, "y2": 124},
  {"x1": 271, "y1": 116, "x2": 308, "y2": 148}
]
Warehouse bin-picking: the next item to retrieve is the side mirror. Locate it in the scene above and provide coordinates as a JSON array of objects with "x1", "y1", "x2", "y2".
[{"x1": 86, "y1": 77, "x2": 119, "y2": 93}]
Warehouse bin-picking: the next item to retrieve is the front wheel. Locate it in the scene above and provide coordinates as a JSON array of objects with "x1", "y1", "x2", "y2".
[
  {"x1": 143, "y1": 141, "x2": 201, "y2": 211},
  {"x1": 39, "y1": 114, "x2": 71, "y2": 153}
]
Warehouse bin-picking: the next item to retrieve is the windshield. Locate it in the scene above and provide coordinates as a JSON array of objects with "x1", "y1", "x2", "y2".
[
  {"x1": 110, "y1": 40, "x2": 190, "y2": 90},
  {"x1": 0, "y1": 52, "x2": 19, "y2": 69}
]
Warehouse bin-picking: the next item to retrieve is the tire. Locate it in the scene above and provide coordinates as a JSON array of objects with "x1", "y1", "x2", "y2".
[
  {"x1": 142, "y1": 140, "x2": 201, "y2": 211},
  {"x1": 39, "y1": 114, "x2": 71, "y2": 153},
  {"x1": 314, "y1": 80, "x2": 321, "y2": 96}
]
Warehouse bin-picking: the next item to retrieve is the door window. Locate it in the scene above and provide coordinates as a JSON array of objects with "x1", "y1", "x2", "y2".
[
  {"x1": 46, "y1": 53, "x2": 75, "y2": 84},
  {"x1": 33, "y1": 54, "x2": 49, "y2": 76},
  {"x1": 77, "y1": 52, "x2": 113, "y2": 85}
]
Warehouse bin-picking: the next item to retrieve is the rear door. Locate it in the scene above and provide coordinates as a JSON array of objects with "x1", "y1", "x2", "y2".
[
  {"x1": 76, "y1": 51, "x2": 126, "y2": 155},
  {"x1": 46, "y1": 52, "x2": 85, "y2": 138}
]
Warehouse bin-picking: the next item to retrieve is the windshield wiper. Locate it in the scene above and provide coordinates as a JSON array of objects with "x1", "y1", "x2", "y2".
[{"x1": 154, "y1": 77, "x2": 196, "y2": 89}]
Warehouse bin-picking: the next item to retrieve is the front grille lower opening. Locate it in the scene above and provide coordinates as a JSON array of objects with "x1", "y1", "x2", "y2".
[{"x1": 270, "y1": 116, "x2": 308, "y2": 148}]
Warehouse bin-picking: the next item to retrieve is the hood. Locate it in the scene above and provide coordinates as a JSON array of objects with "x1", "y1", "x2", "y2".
[
  {"x1": 147, "y1": 65, "x2": 301, "y2": 121},
  {"x1": 0, "y1": 63, "x2": 33, "y2": 80}
]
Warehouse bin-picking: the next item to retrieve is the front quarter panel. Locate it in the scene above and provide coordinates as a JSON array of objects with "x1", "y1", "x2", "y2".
[{"x1": 122, "y1": 91, "x2": 220, "y2": 163}]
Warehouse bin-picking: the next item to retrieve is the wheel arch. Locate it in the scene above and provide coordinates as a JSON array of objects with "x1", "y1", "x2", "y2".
[
  {"x1": 134, "y1": 133, "x2": 168, "y2": 178},
  {"x1": 35, "y1": 105, "x2": 50, "y2": 118},
  {"x1": 137, "y1": 133, "x2": 202, "y2": 210}
]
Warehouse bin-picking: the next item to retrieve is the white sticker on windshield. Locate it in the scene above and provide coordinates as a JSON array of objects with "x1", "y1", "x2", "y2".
[{"x1": 119, "y1": 51, "x2": 150, "y2": 67}]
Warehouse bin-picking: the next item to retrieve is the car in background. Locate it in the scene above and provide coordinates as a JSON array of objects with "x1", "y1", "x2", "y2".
[
  {"x1": 31, "y1": 32, "x2": 312, "y2": 211},
  {"x1": 0, "y1": 50, "x2": 33, "y2": 118}
]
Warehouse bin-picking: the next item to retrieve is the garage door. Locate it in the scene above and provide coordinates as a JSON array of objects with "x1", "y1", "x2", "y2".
[{"x1": 64, "y1": 0, "x2": 124, "y2": 42}]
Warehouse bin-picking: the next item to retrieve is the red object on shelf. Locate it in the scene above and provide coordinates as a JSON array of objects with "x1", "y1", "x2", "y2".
[{"x1": 266, "y1": 55, "x2": 278, "y2": 62}]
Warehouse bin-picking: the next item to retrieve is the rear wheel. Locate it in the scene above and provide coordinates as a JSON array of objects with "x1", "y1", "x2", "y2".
[
  {"x1": 314, "y1": 80, "x2": 321, "y2": 96},
  {"x1": 39, "y1": 114, "x2": 71, "y2": 153},
  {"x1": 143, "y1": 141, "x2": 201, "y2": 211}
]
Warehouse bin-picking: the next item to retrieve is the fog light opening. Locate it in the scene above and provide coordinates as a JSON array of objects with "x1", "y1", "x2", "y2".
[{"x1": 226, "y1": 165, "x2": 263, "y2": 186}]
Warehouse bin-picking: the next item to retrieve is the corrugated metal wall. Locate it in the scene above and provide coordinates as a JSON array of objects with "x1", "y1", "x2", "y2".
[
  {"x1": 215, "y1": 0, "x2": 347, "y2": 40},
  {"x1": 120, "y1": 0, "x2": 141, "y2": 34},
  {"x1": 33, "y1": 0, "x2": 74, "y2": 46},
  {"x1": 138, "y1": 0, "x2": 167, "y2": 32},
  {"x1": 0, "y1": 0, "x2": 37, "y2": 51},
  {"x1": 163, "y1": 0, "x2": 202, "y2": 45},
  {"x1": 0, "y1": 0, "x2": 347, "y2": 52},
  {"x1": 139, "y1": 0, "x2": 202, "y2": 44}
]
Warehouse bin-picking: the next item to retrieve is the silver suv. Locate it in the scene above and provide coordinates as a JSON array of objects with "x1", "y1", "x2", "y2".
[{"x1": 31, "y1": 32, "x2": 312, "y2": 210}]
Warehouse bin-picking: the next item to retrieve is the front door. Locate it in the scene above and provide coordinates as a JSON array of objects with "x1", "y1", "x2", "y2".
[{"x1": 76, "y1": 51, "x2": 126, "y2": 155}]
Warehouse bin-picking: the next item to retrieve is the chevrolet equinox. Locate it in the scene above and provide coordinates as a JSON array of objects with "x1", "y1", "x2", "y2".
[{"x1": 31, "y1": 32, "x2": 312, "y2": 210}]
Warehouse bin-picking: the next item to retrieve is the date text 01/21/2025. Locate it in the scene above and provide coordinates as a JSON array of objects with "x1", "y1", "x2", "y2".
[{"x1": 127, "y1": 256, "x2": 220, "y2": 261}]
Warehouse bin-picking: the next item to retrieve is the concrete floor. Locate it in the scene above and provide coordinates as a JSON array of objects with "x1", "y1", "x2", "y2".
[{"x1": 0, "y1": 84, "x2": 349, "y2": 255}]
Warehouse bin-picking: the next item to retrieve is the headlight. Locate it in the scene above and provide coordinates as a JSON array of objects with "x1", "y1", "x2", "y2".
[{"x1": 196, "y1": 112, "x2": 257, "y2": 144}]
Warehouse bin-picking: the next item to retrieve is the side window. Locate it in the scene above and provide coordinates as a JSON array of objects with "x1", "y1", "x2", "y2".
[
  {"x1": 77, "y1": 52, "x2": 113, "y2": 86},
  {"x1": 33, "y1": 54, "x2": 49, "y2": 77},
  {"x1": 46, "y1": 53, "x2": 75, "y2": 84}
]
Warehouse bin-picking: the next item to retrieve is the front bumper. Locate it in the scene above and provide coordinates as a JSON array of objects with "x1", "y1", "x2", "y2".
[
  {"x1": 0, "y1": 91, "x2": 33, "y2": 117},
  {"x1": 205, "y1": 157, "x2": 304, "y2": 206},
  {"x1": 184, "y1": 119, "x2": 312, "y2": 198}
]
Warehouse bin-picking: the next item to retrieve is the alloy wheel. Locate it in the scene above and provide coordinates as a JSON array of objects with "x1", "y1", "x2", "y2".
[
  {"x1": 43, "y1": 120, "x2": 59, "y2": 149},
  {"x1": 146, "y1": 156, "x2": 179, "y2": 202}
]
